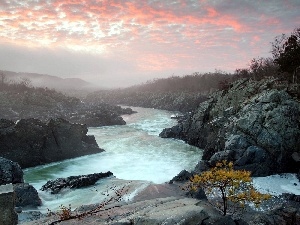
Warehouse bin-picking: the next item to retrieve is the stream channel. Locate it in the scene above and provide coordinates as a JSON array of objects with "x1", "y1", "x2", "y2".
[{"x1": 23, "y1": 107, "x2": 203, "y2": 212}]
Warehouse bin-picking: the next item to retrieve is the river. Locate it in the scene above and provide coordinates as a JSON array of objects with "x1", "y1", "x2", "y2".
[{"x1": 23, "y1": 107, "x2": 202, "y2": 212}]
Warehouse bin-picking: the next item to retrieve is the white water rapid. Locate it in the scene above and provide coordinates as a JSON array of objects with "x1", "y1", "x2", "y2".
[{"x1": 23, "y1": 107, "x2": 202, "y2": 212}]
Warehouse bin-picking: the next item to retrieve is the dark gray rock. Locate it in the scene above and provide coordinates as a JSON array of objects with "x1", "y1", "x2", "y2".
[
  {"x1": 202, "y1": 215, "x2": 236, "y2": 225},
  {"x1": 13, "y1": 183, "x2": 42, "y2": 207},
  {"x1": 0, "y1": 184, "x2": 18, "y2": 225},
  {"x1": 186, "y1": 188, "x2": 207, "y2": 200},
  {"x1": 18, "y1": 211, "x2": 44, "y2": 224},
  {"x1": 224, "y1": 135, "x2": 250, "y2": 151},
  {"x1": 170, "y1": 170, "x2": 192, "y2": 183},
  {"x1": 0, "y1": 157, "x2": 23, "y2": 185},
  {"x1": 0, "y1": 118, "x2": 104, "y2": 168},
  {"x1": 193, "y1": 161, "x2": 210, "y2": 174},
  {"x1": 41, "y1": 171, "x2": 114, "y2": 194},
  {"x1": 0, "y1": 158, "x2": 42, "y2": 209}
]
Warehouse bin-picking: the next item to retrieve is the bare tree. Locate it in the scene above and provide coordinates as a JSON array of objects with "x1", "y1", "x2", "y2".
[{"x1": 0, "y1": 72, "x2": 7, "y2": 87}]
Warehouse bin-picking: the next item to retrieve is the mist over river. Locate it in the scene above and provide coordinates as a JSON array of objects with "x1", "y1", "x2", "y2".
[{"x1": 23, "y1": 107, "x2": 202, "y2": 212}]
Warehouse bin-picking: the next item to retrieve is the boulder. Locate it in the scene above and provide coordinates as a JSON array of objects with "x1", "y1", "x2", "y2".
[
  {"x1": 0, "y1": 118, "x2": 104, "y2": 168},
  {"x1": 169, "y1": 169, "x2": 193, "y2": 183},
  {"x1": 41, "y1": 171, "x2": 114, "y2": 194},
  {"x1": 0, "y1": 184, "x2": 18, "y2": 225},
  {"x1": 13, "y1": 183, "x2": 42, "y2": 207},
  {"x1": 0, "y1": 157, "x2": 23, "y2": 185}
]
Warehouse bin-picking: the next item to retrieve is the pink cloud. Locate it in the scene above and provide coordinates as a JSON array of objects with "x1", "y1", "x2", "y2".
[{"x1": 0, "y1": 0, "x2": 299, "y2": 86}]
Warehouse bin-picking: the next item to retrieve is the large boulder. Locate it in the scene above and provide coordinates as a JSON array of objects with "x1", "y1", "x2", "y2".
[
  {"x1": 13, "y1": 183, "x2": 42, "y2": 207},
  {"x1": 0, "y1": 157, "x2": 23, "y2": 185},
  {"x1": 0, "y1": 118, "x2": 104, "y2": 168},
  {"x1": 160, "y1": 78, "x2": 300, "y2": 176},
  {"x1": 0, "y1": 184, "x2": 18, "y2": 225}
]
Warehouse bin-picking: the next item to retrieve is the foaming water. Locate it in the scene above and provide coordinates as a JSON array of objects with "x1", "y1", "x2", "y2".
[{"x1": 24, "y1": 107, "x2": 202, "y2": 212}]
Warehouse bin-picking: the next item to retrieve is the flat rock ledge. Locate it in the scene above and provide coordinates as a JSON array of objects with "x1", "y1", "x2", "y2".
[
  {"x1": 19, "y1": 181, "x2": 300, "y2": 225},
  {"x1": 21, "y1": 197, "x2": 238, "y2": 225}
]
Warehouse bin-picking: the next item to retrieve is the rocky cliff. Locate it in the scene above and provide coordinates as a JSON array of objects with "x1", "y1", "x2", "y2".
[
  {"x1": 160, "y1": 78, "x2": 300, "y2": 176},
  {"x1": 0, "y1": 118, "x2": 104, "y2": 168}
]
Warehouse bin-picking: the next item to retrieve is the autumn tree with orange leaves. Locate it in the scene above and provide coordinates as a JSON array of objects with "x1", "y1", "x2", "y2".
[{"x1": 190, "y1": 161, "x2": 271, "y2": 216}]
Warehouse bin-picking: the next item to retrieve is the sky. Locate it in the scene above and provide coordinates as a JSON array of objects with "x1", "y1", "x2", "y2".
[{"x1": 0, "y1": 0, "x2": 300, "y2": 87}]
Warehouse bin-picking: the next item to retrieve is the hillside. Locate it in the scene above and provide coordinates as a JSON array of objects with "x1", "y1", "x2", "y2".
[
  {"x1": 0, "y1": 70, "x2": 98, "y2": 96},
  {"x1": 0, "y1": 81, "x2": 134, "y2": 126},
  {"x1": 86, "y1": 72, "x2": 233, "y2": 112}
]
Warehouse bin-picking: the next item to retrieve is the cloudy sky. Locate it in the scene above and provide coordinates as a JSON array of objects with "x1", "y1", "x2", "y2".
[{"x1": 0, "y1": 0, "x2": 299, "y2": 87}]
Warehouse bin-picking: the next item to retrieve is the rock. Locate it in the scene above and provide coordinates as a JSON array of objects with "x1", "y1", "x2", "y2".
[
  {"x1": 0, "y1": 118, "x2": 104, "y2": 168},
  {"x1": 186, "y1": 188, "x2": 207, "y2": 200},
  {"x1": 282, "y1": 193, "x2": 300, "y2": 202},
  {"x1": 18, "y1": 211, "x2": 44, "y2": 224},
  {"x1": 0, "y1": 157, "x2": 23, "y2": 185},
  {"x1": 249, "y1": 203, "x2": 300, "y2": 225},
  {"x1": 160, "y1": 78, "x2": 300, "y2": 176},
  {"x1": 0, "y1": 184, "x2": 18, "y2": 225},
  {"x1": 66, "y1": 103, "x2": 137, "y2": 127},
  {"x1": 15, "y1": 206, "x2": 22, "y2": 213},
  {"x1": 193, "y1": 161, "x2": 210, "y2": 174},
  {"x1": 0, "y1": 158, "x2": 42, "y2": 209},
  {"x1": 224, "y1": 135, "x2": 250, "y2": 151},
  {"x1": 121, "y1": 198, "x2": 225, "y2": 225},
  {"x1": 202, "y1": 215, "x2": 237, "y2": 225},
  {"x1": 41, "y1": 172, "x2": 114, "y2": 194},
  {"x1": 292, "y1": 152, "x2": 300, "y2": 162},
  {"x1": 170, "y1": 170, "x2": 192, "y2": 183},
  {"x1": 13, "y1": 183, "x2": 42, "y2": 207}
]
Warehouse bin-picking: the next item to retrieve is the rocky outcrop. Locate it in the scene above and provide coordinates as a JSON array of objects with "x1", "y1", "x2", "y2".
[
  {"x1": 242, "y1": 194, "x2": 300, "y2": 225},
  {"x1": 160, "y1": 78, "x2": 300, "y2": 176},
  {"x1": 0, "y1": 118, "x2": 104, "y2": 168},
  {"x1": 67, "y1": 103, "x2": 136, "y2": 127},
  {"x1": 41, "y1": 172, "x2": 114, "y2": 194}
]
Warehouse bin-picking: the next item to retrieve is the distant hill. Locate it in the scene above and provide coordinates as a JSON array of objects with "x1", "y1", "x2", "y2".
[
  {"x1": 86, "y1": 72, "x2": 234, "y2": 112},
  {"x1": 0, "y1": 70, "x2": 99, "y2": 96}
]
